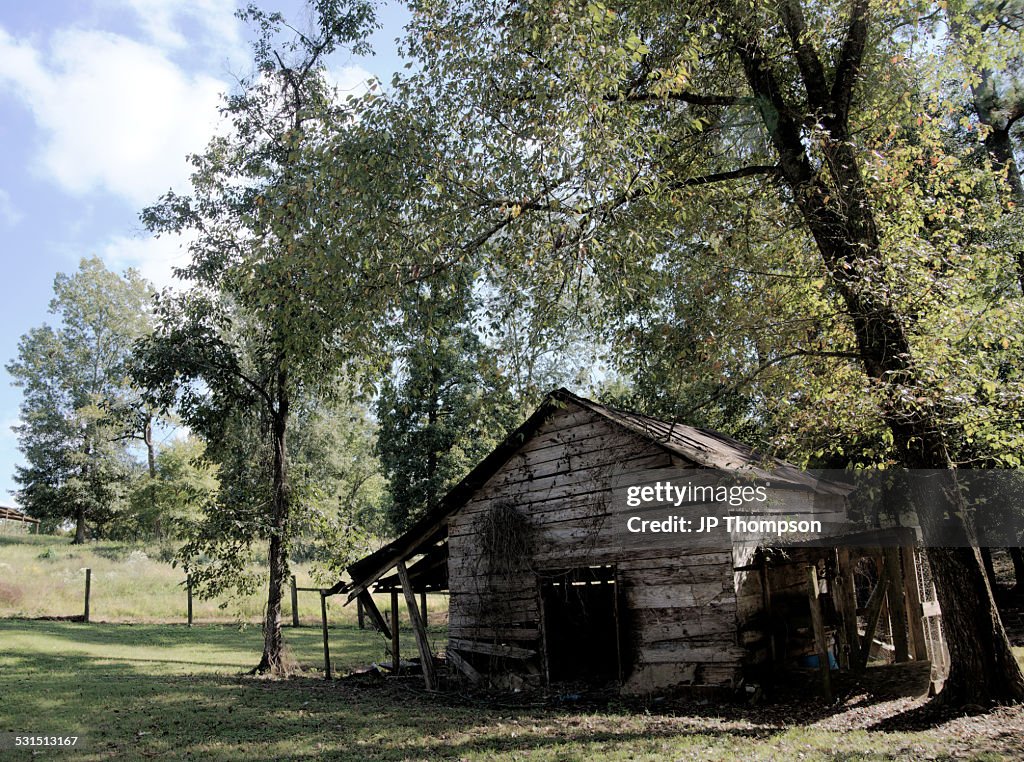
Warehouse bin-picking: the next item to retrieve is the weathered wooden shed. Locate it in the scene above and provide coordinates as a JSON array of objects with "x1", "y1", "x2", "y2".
[{"x1": 337, "y1": 389, "x2": 935, "y2": 695}]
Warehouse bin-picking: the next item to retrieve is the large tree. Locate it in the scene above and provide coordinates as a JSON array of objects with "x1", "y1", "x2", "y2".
[
  {"x1": 134, "y1": 0, "x2": 435, "y2": 674},
  {"x1": 7, "y1": 257, "x2": 154, "y2": 542},
  {"x1": 363, "y1": 0, "x2": 1024, "y2": 703}
]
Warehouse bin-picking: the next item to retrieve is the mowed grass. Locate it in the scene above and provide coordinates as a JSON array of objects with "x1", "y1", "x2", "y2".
[
  {"x1": 0, "y1": 534, "x2": 447, "y2": 626},
  {"x1": 2, "y1": 619, "x2": 1023, "y2": 761}
]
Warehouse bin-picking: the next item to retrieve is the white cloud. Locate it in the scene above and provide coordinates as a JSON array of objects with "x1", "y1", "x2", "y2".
[
  {"x1": 114, "y1": 0, "x2": 243, "y2": 54},
  {"x1": 0, "y1": 188, "x2": 22, "y2": 227},
  {"x1": 0, "y1": 25, "x2": 228, "y2": 207},
  {"x1": 100, "y1": 230, "x2": 194, "y2": 289},
  {"x1": 324, "y1": 64, "x2": 374, "y2": 98}
]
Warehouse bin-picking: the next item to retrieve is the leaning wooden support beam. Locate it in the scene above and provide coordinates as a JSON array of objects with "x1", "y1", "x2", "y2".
[
  {"x1": 447, "y1": 649, "x2": 481, "y2": 684},
  {"x1": 858, "y1": 562, "x2": 890, "y2": 671},
  {"x1": 356, "y1": 589, "x2": 391, "y2": 640},
  {"x1": 397, "y1": 561, "x2": 437, "y2": 690}
]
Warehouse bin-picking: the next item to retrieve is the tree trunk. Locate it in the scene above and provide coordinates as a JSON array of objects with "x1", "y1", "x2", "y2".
[
  {"x1": 926, "y1": 544, "x2": 1023, "y2": 702},
  {"x1": 73, "y1": 503, "x2": 86, "y2": 544},
  {"x1": 144, "y1": 413, "x2": 161, "y2": 539},
  {"x1": 256, "y1": 371, "x2": 290, "y2": 675},
  {"x1": 733, "y1": 6, "x2": 1024, "y2": 704}
]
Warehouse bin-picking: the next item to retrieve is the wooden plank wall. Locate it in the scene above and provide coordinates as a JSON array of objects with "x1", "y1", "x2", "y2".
[{"x1": 446, "y1": 403, "x2": 744, "y2": 694}]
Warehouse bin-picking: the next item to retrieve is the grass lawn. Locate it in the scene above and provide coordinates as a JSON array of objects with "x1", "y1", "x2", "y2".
[{"x1": 2, "y1": 619, "x2": 1024, "y2": 761}]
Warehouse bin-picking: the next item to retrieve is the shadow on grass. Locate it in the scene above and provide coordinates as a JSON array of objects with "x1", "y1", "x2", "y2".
[
  {"x1": 0, "y1": 619, "x2": 386, "y2": 677},
  {"x1": 4, "y1": 620, "x2": 1006, "y2": 762}
]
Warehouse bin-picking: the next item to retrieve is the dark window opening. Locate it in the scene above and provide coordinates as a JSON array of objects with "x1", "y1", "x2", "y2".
[{"x1": 540, "y1": 565, "x2": 623, "y2": 685}]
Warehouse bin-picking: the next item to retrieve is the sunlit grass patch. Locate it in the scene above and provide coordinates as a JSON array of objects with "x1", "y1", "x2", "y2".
[{"x1": 0, "y1": 534, "x2": 448, "y2": 628}]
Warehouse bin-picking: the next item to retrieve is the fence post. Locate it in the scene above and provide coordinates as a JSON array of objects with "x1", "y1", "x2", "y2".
[
  {"x1": 187, "y1": 579, "x2": 193, "y2": 627},
  {"x1": 806, "y1": 566, "x2": 831, "y2": 700},
  {"x1": 291, "y1": 576, "x2": 300, "y2": 628},
  {"x1": 320, "y1": 590, "x2": 331, "y2": 680},
  {"x1": 83, "y1": 568, "x2": 91, "y2": 623},
  {"x1": 390, "y1": 590, "x2": 400, "y2": 674},
  {"x1": 357, "y1": 596, "x2": 365, "y2": 629}
]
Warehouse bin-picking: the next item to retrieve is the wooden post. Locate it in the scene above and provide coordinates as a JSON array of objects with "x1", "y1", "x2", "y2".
[
  {"x1": 187, "y1": 579, "x2": 193, "y2": 627},
  {"x1": 83, "y1": 568, "x2": 91, "y2": 623},
  {"x1": 900, "y1": 545, "x2": 928, "y2": 660},
  {"x1": 390, "y1": 590, "x2": 400, "y2": 674},
  {"x1": 320, "y1": 590, "x2": 331, "y2": 680},
  {"x1": 291, "y1": 576, "x2": 300, "y2": 628},
  {"x1": 397, "y1": 561, "x2": 436, "y2": 690},
  {"x1": 357, "y1": 597, "x2": 365, "y2": 629},
  {"x1": 833, "y1": 549, "x2": 860, "y2": 670},
  {"x1": 884, "y1": 546, "x2": 910, "y2": 662},
  {"x1": 420, "y1": 591, "x2": 428, "y2": 627},
  {"x1": 806, "y1": 566, "x2": 831, "y2": 700}
]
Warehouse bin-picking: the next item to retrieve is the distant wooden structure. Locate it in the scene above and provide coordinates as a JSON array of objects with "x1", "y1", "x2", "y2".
[
  {"x1": 334, "y1": 389, "x2": 936, "y2": 695},
  {"x1": 0, "y1": 505, "x2": 39, "y2": 534}
]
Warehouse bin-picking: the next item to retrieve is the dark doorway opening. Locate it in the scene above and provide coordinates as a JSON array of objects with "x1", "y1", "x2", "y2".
[{"x1": 540, "y1": 565, "x2": 622, "y2": 685}]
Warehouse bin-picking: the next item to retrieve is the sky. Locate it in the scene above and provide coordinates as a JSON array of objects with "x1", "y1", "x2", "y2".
[{"x1": 0, "y1": 0, "x2": 410, "y2": 506}]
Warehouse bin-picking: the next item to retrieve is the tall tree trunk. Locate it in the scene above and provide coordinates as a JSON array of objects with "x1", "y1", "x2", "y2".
[
  {"x1": 144, "y1": 413, "x2": 161, "y2": 539},
  {"x1": 733, "y1": 2, "x2": 1024, "y2": 704},
  {"x1": 256, "y1": 370, "x2": 290, "y2": 675}
]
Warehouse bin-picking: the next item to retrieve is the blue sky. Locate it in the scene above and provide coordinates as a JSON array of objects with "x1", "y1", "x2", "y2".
[{"x1": 0, "y1": 1, "x2": 410, "y2": 505}]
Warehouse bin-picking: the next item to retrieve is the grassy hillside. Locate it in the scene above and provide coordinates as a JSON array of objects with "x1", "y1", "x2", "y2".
[{"x1": 0, "y1": 534, "x2": 446, "y2": 627}]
